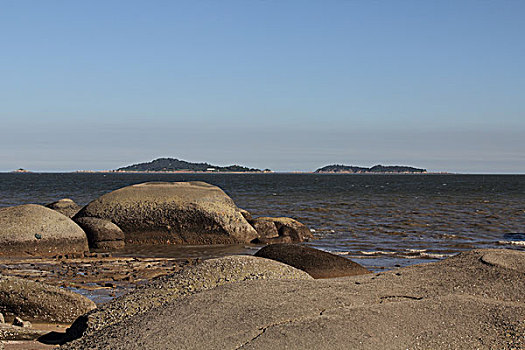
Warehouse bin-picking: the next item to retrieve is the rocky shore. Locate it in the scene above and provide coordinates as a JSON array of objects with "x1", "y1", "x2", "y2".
[
  {"x1": 62, "y1": 248, "x2": 524, "y2": 350},
  {"x1": 0, "y1": 248, "x2": 523, "y2": 349},
  {"x1": 0, "y1": 181, "x2": 523, "y2": 349}
]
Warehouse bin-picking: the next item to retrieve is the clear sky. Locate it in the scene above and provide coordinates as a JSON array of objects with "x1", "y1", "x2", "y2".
[{"x1": 1, "y1": 0, "x2": 524, "y2": 173}]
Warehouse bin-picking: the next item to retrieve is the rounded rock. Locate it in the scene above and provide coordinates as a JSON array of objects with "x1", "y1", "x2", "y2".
[
  {"x1": 74, "y1": 182, "x2": 258, "y2": 245},
  {"x1": 0, "y1": 204, "x2": 89, "y2": 257},
  {"x1": 255, "y1": 244, "x2": 371, "y2": 278},
  {"x1": 45, "y1": 198, "x2": 82, "y2": 218},
  {"x1": 74, "y1": 217, "x2": 125, "y2": 250}
]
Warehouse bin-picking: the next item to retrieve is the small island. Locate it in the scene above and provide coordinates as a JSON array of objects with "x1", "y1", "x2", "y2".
[
  {"x1": 315, "y1": 164, "x2": 427, "y2": 174},
  {"x1": 114, "y1": 158, "x2": 268, "y2": 173}
]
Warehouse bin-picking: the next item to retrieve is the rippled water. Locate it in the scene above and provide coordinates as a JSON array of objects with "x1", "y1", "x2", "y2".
[{"x1": 1, "y1": 173, "x2": 523, "y2": 270}]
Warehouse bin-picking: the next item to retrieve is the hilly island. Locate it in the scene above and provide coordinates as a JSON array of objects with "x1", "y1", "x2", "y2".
[
  {"x1": 115, "y1": 158, "x2": 267, "y2": 173},
  {"x1": 112, "y1": 158, "x2": 426, "y2": 174},
  {"x1": 315, "y1": 164, "x2": 427, "y2": 174}
]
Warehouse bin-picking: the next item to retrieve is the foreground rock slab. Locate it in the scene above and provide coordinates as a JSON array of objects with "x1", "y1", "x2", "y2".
[
  {"x1": 62, "y1": 249, "x2": 525, "y2": 349},
  {"x1": 64, "y1": 255, "x2": 312, "y2": 342},
  {"x1": 74, "y1": 182, "x2": 258, "y2": 245},
  {"x1": 0, "y1": 275, "x2": 96, "y2": 323},
  {"x1": 0, "y1": 205, "x2": 89, "y2": 257},
  {"x1": 255, "y1": 244, "x2": 371, "y2": 278}
]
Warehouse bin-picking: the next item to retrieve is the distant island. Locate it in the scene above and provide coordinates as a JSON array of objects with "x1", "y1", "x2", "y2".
[
  {"x1": 315, "y1": 164, "x2": 427, "y2": 174},
  {"x1": 11, "y1": 168, "x2": 32, "y2": 173},
  {"x1": 115, "y1": 158, "x2": 268, "y2": 173}
]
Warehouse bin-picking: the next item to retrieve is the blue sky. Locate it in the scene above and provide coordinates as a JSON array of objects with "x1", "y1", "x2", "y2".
[{"x1": 1, "y1": 1, "x2": 524, "y2": 173}]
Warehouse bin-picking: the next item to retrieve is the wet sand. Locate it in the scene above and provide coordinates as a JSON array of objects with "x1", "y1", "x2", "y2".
[
  {"x1": 0, "y1": 252, "x2": 198, "y2": 350},
  {"x1": 0, "y1": 255, "x2": 191, "y2": 305}
]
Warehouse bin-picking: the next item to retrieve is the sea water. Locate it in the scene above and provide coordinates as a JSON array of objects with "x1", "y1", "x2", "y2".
[{"x1": 1, "y1": 173, "x2": 523, "y2": 270}]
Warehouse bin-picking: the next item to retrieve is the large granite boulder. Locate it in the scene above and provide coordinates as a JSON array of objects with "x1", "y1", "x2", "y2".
[
  {"x1": 61, "y1": 249, "x2": 525, "y2": 350},
  {"x1": 0, "y1": 204, "x2": 89, "y2": 257},
  {"x1": 65, "y1": 255, "x2": 312, "y2": 342},
  {"x1": 250, "y1": 217, "x2": 313, "y2": 243},
  {"x1": 74, "y1": 217, "x2": 125, "y2": 250},
  {"x1": 255, "y1": 244, "x2": 371, "y2": 278},
  {"x1": 0, "y1": 275, "x2": 96, "y2": 323},
  {"x1": 74, "y1": 182, "x2": 258, "y2": 245},
  {"x1": 45, "y1": 198, "x2": 82, "y2": 218}
]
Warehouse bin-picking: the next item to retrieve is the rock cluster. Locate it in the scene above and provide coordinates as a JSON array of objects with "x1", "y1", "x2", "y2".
[
  {"x1": 73, "y1": 181, "x2": 312, "y2": 247},
  {"x1": 73, "y1": 181, "x2": 260, "y2": 245},
  {"x1": 250, "y1": 217, "x2": 313, "y2": 243},
  {"x1": 0, "y1": 181, "x2": 313, "y2": 257}
]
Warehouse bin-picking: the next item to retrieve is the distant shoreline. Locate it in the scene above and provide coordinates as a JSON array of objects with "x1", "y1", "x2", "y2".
[
  {"x1": 5, "y1": 170, "x2": 453, "y2": 175},
  {"x1": 7, "y1": 170, "x2": 524, "y2": 175}
]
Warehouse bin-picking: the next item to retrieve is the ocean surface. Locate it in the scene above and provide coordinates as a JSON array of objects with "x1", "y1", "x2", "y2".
[{"x1": 1, "y1": 173, "x2": 524, "y2": 271}]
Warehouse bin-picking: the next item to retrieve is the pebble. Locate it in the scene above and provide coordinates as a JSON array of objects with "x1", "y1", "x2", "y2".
[
  {"x1": 0, "y1": 313, "x2": 4, "y2": 324},
  {"x1": 12, "y1": 317, "x2": 31, "y2": 328}
]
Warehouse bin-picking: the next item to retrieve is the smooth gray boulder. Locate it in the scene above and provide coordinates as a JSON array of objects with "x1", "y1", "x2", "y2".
[
  {"x1": 62, "y1": 249, "x2": 525, "y2": 350},
  {"x1": 46, "y1": 198, "x2": 82, "y2": 218},
  {"x1": 0, "y1": 204, "x2": 89, "y2": 257},
  {"x1": 250, "y1": 217, "x2": 313, "y2": 243},
  {"x1": 74, "y1": 217, "x2": 125, "y2": 250},
  {"x1": 0, "y1": 275, "x2": 96, "y2": 323},
  {"x1": 255, "y1": 244, "x2": 371, "y2": 278},
  {"x1": 65, "y1": 255, "x2": 312, "y2": 342},
  {"x1": 74, "y1": 182, "x2": 258, "y2": 245}
]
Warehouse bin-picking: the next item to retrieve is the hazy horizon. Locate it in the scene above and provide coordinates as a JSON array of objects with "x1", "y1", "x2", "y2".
[{"x1": 1, "y1": 1, "x2": 524, "y2": 174}]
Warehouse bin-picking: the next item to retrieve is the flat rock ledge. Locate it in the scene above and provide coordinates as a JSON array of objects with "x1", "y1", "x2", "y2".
[
  {"x1": 62, "y1": 249, "x2": 525, "y2": 350},
  {"x1": 63, "y1": 255, "x2": 312, "y2": 343}
]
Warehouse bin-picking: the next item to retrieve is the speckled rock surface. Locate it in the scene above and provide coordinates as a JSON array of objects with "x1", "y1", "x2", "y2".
[
  {"x1": 74, "y1": 182, "x2": 258, "y2": 245},
  {"x1": 46, "y1": 199, "x2": 82, "y2": 219},
  {"x1": 0, "y1": 205, "x2": 89, "y2": 257},
  {"x1": 62, "y1": 249, "x2": 525, "y2": 350},
  {"x1": 64, "y1": 255, "x2": 312, "y2": 343},
  {"x1": 255, "y1": 244, "x2": 371, "y2": 278},
  {"x1": 480, "y1": 249, "x2": 525, "y2": 273},
  {"x1": 0, "y1": 275, "x2": 96, "y2": 323}
]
